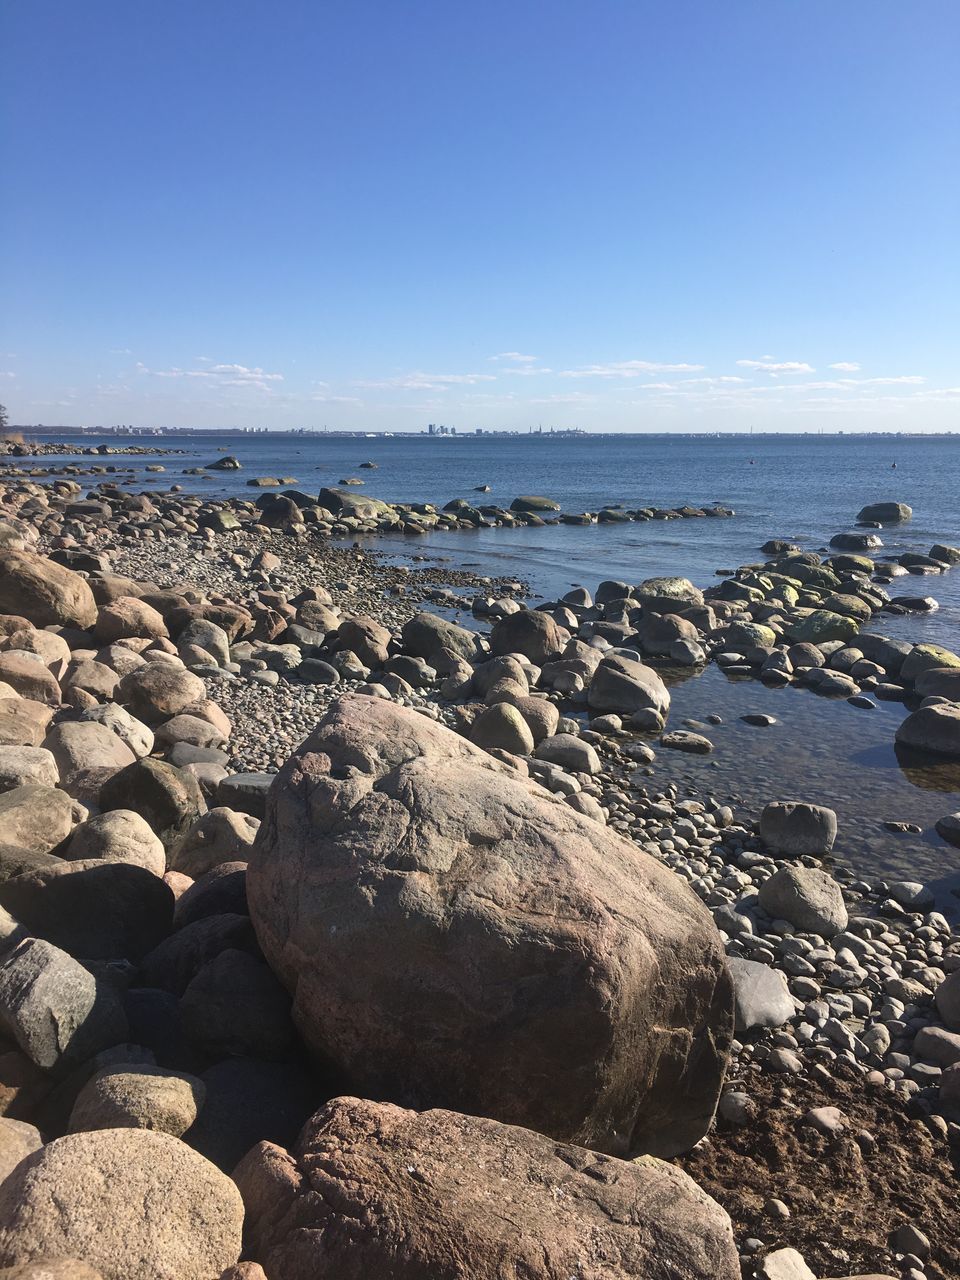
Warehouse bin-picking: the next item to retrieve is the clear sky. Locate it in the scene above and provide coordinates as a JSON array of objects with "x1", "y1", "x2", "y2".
[{"x1": 2, "y1": 1, "x2": 957, "y2": 433}]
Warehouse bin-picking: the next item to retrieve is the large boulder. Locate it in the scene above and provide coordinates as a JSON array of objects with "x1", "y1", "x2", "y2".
[
  {"x1": 0, "y1": 653, "x2": 61, "y2": 705},
  {"x1": 587, "y1": 653, "x2": 671, "y2": 718},
  {"x1": 896, "y1": 703, "x2": 960, "y2": 756},
  {"x1": 42, "y1": 722, "x2": 136, "y2": 783},
  {"x1": 0, "y1": 552, "x2": 97, "y2": 629},
  {"x1": 857, "y1": 501, "x2": 912, "y2": 523},
  {"x1": 168, "y1": 808, "x2": 259, "y2": 878},
  {"x1": 235, "y1": 1097, "x2": 740, "y2": 1280},
  {"x1": 489, "y1": 609, "x2": 562, "y2": 663},
  {"x1": 247, "y1": 695, "x2": 732, "y2": 1157},
  {"x1": 0, "y1": 746, "x2": 59, "y2": 793},
  {"x1": 94, "y1": 597, "x2": 168, "y2": 643},
  {"x1": 0, "y1": 1128, "x2": 243, "y2": 1280},
  {"x1": 400, "y1": 612, "x2": 479, "y2": 664},
  {"x1": 65, "y1": 810, "x2": 166, "y2": 876}
]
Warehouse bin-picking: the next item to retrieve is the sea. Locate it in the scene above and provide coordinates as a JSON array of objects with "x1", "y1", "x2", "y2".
[{"x1": 15, "y1": 431, "x2": 960, "y2": 903}]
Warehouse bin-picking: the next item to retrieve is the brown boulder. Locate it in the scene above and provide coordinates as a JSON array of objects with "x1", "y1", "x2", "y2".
[
  {"x1": 0, "y1": 698, "x2": 54, "y2": 747},
  {"x1": 115, "y1": 663, "x2": 206, "y2": 724},
  {"x1": 0, "y1": 551, "x2": 97, "y2": 629},
  {"x1": 490, "y1": 608, "x2": 563, "y2": 663},
  {"x1": 0, "y1": 654, "x2": 61, "y2": 705},
  {"x1": 236, "y1": 1097, "x2": 739, "y2": 1280},
  {"x1": 0, "y1": 1128, "x2": 243, "y2": 1280},
  {"x1": 247, "y1": 695, "x2": 732, "y2": 1157},
  {"x1": 94, "y1": 597, "x2": 168, "y2": 643}
]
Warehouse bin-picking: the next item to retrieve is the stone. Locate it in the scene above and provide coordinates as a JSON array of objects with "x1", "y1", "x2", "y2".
[
  {"x1": 42, "y1": 721, "x2": 136, "y2": 782},
  {"x1": 900, "y1": 643, "x2": 960, "y2": 682},
  {"x1": 0, "y1": 859, "x2": 174, "y2": 962},
  {"x1": 789, "y1": 610, "x2": 860, "y2": 645},
  {"x1": 489, "y1": 609, "x2": 562, "y2": 663},
  {"x1": 0, "y1": 1115, "x2": 41, "y2": 1183},
  {"x1": 335, "y1": 615, "x2": 391, "y2": 669},
  {"x1": 936, "y1": 812, "x2": 960, "y2": 849},
  {"x1": 857, "y1": 502, "x2": 912, "y2": 523},
  {"x1": 0, "y1": 1128, "x2": 243, "y2": 1280},
  {"x1": 247, "y1": 695, "x2": 732, "y2": 1158},
  {"x1": 759, "y1": 801, "x2": 838, "y2": 856},
  {"x1": 0, "y1": 746, "x2": 58, "y2": 793},
  {"x1": 175, "y1": 618, "x2": 231, "y2": 667},
  {"x1": 0, "y1": 938, "x2": 127, "y2": 1071},
  {"x1": 0, "y1": 785, "x2": 85, "y2": 853},
  {"x1": 0, "y1": 698, "x2": 54, "y2": 748},
  {"x1": 469, "y1": 702, "x2": 535, "y2": 756},
  {"x1": 756, "y1": 1248, "x2": 817, "y2": 1280},
  {"x1": 726, "y1": 957, "x2": 795, "y2": 1036},
  {"x1": 184, "y1": 1057, "x2": 318, "y2": 1173},
  {"x1": 140, "y1": 913, "x2": 259, "y2": 995},
  {"x1": 661, "y1": 731, "x2": 713, "y2": 754},
  {"x1": 169, "y1": 808, "x2": 260, "y2": 877},
  {"x1": 216, "y1": 773, "x2": 273, "y2": 818},
  {"x1": 0, "y1": 653, "x2": 61, "y2": 705},
  {"x1": 0, "y1": 551, "x2": 97, "y2": 629},
  {"x1": 180, "y1": 949, "x2": 293, "y2": 1059},
  {"x1": 532, "y1": 732, "x2": 600, "y2": 774},
  {"x1": 155, "y1": 714, "x2": 229, "y2": 752},
  {"x1": 913, "y1": 1025, "x2": 960, "y2": 1066},
  {"x1": 69, "y1": 1064, "x2": 205, "y2": 1137},
  {"x1": 236, "y1": 1097, "x2": 739, "y2": 1280},
  {"x1": 587, "y1": 653, "x2": 671, "y2": 718},
  {"x1": 896, "y1": 703, "x2": 960, "y2": 756},
  {"x1": 64, "y1": 810, "x2": 166, "y2": 876},
  {"x1": 79, "y1": 703, "x2": 154, "y2": 758},
  {"x1": 94, "y1": 597, "x2": 168, "y2": 642},
  {"x1": 400, "y1": 612, "x2": 480, "y2": 664},
  {"x1": 509, "y1": 494, "x2": 561, "y2": 512},
  {"x1": 115, "y1": 664, "x2": 206, "y2": 724},
  {"x1": 99, "y1": 758, "x2": 206, "y2": 852},
  {"x1": 915, "y1": 667, "x2": 960, "y2": 700},
  {"x1": 173, "y1": 862, "x2": 246, "y2": 927},
  {"x1": 758, "y1": 866, "x2": 848, "y2": 938}
]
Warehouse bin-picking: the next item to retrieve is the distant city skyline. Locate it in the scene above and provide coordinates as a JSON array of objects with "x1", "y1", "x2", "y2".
[{"x1": 2, "y1": 1, "x2": 957, "y2": 433}]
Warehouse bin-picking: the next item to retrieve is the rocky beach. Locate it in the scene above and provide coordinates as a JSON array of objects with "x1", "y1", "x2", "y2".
[{"x1": 0, "y1": 468, "x2": 959, "y2": 1280}]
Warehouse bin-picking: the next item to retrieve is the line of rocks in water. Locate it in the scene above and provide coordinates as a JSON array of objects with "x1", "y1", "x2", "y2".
[
  {"x1": 0, "y1": 441, "x2": 182, "y2": 458},
  {"x1": 0, "y1": 477, "x2": 957, "y2": 1278}
]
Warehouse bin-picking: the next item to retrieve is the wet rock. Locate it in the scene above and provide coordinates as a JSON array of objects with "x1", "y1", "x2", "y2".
[
  {"x1": 587, "y1": 653, "x2": 671, "y2": 718},
  {"x1": 857, "y1": 502, "x2": 912, "y2": 523}
]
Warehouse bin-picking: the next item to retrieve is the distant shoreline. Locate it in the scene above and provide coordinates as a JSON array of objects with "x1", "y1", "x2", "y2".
[{"x1": 7, "y1": 426, "x2": 960, "y2": 441}]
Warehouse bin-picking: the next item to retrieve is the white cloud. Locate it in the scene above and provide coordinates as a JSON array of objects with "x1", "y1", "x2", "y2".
[
  {"x1": 559, "y1": 359, "x2": 704, "y2": 379},
  {"x1": 829, "y1": 361, "x2": 860, "y2": 372},
  {"x1": 0, "y1": 371, "x2": 15, "y2": 379},
  {"x1": 489, "y1": 352, "x2": 537, "y2": 363},
  {"x1": 109, "y1": 347, "x2": 132, "y2": 356},
  {"x1": 137, "y1": 360, "x2": 283, "y2": 391},
  {"x1": 356, "y1": 371, "x2": 497, "y2": 390},
  {"x1": 736, "y1": 359, "x2": 815, "y2": 374},
  {"x1": 528, "y1": 391, "x2": 597, "y2": 404},
  {"x1": 852, "y1": 375, "x2": 924, "y2": 386}
]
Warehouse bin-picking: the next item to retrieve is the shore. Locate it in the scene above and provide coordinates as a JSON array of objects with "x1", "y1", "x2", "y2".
[{"x1": 0, "y1": 471, "x2": 958, "y2": 1278}]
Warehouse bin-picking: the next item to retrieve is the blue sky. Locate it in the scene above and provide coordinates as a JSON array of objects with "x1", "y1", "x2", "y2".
[{"x1": 2, "y1": 1, "x2": 957, "y2": 432}]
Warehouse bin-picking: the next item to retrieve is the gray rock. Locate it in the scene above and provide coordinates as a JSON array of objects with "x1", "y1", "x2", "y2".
[
  {"x1": 65, "y1": 810, "x2": 166, "y2": 876},
  {"x1": 0, "y1": 937, "x2": 127, "y2": 1070},
  {"x1": 168, "y1": 807, "x2": 260, "y2": 878},
  {"x1": 726, "y1": 957, "x2": 795, "y2": 1035},
  {"x1": 760, "y1": 801, "x2": 837, "y2": 856},
  {"x1": 533, "y1": 733, "x2": 601, "y2": 775},
  {"x1": 0, "y1": 746, "x2": 59, "y2": 793},
  {"x1": 896, "y1": 702, "x2": 960, "y2": 756},
  {"x1": 758, "y1": 866, "x2": 848, "y2": 938},
  {"x1": 587, "y1": 653, "x2": 670, "y2": 718},
  {"x1": 0, "y1": 785, "x2": 86, "y2": 854}
]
